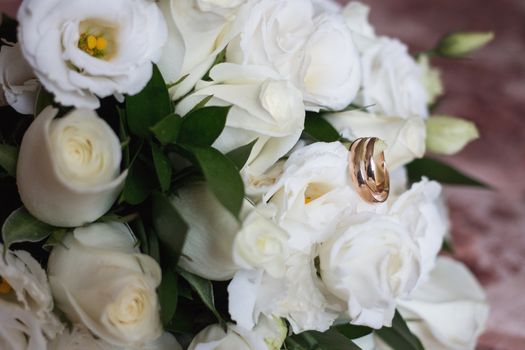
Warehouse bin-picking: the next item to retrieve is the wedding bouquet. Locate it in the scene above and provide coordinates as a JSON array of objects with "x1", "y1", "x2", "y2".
[{"x1": 0, "y1": 0, "x2": 494, "y2": 349}]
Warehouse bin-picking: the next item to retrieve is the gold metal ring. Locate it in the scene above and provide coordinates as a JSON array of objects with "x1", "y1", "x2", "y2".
[{"x1": 348, "y1": 137, "x2": 390, "y2": 203}]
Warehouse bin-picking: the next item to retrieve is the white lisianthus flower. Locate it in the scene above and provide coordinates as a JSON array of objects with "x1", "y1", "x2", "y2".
[
  {"x1": 0, "y1": 245, "x2": 63, "y2": 350},
  {"x1": 342, "y1": 2, "x2": 376, "y2": 41},
  {"x1": 394, "y1": 257, "x2": 489, "y2": 350},
  {"x1": 187, "y1": 315, "x2": 287, "y2": 350},
  {"x1": 17, "y1": 0, "x2": 167, "y2": 109},
  {"x1": 227, "y1": 0, "x2": 361, "y2": 111},
  {"x1": 51, "y1": 325, "x2": 182, "y2": 350},
  {"x1": 357, "y1": 37, "x2": 429, "y2": 119},
  {"x1": 157, "y1": 0, "x2": 249, "y2": 100},
  {"x1": 17, "y1": 107, "x2": 127, "y2": 227},
  {"x1": 172, "y1": 184, "x2": 288, "y2": 281},
  {"x1": 324, "y1": 110, "x2": 426, "y2": 170},
  {"x1": 47, "y1": 222, "x2": 163, "y2": 347},
  {"x1": 0, "y1": 42, "x2": 39, "y2": 114},
  {"x1": 176, "y1": 63, "x2": 305, "y2": 176},
  {"x1": 418, "y1": 55, "x2": 444, "y2": 105},
  {"x1": 319, "y1": 214, "x2": 422, "y2": 329}
]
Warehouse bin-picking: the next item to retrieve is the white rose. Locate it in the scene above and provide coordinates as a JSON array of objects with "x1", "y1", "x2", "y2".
[
  {"x1": 227, "y1": 0, "x2": 361, "y2": 111},
  {"x1": 47, "y1": 222, "x2": 163, "y2": 347},
  {"x1": 342, "y1": 2, "x2": 376, "y2": 40},
  {"x1": 17, "y1": 107, "x2": 127, "y2": 227},
  {"x1": 357, "y1": 37, "x2": 429, "y2": 119},
  {"x1": 389, "y1": 179, "x2": 448, "y2": 279},
  {"x1": 51, "y1": 325, "x2": 182, "y2": 350},
  {"x1": 0, "y1": 245, "x2": 63, "y2": 350},
  {"x1": 265, "y1": 142, "x2": 381, "y2": 250},
  {"x1": 172, "y1": 184, "x2": 288, "y2": 281},
  {"x1": 395, "y1": 257, "x2": 489, "y2": 350},
  {"x1": 319, "y1": 214, "x2": 422, "y2": 329},
  {"x1": 324, "y1": 109, "x2": 426, "y2": 170},
  {"x1": 188, "y1": 315, "x2": 287, "y2": 350},
  {"x1": 0, "y1": 42, "x2": 39, "y2": 114},
  {"x1": 18, "y1": 0, "x2": 167, "y2": 109},
  {"x1": 158, "y1": 0, "x2": 248, "y2": 100},
  {"x1": 176, "y1": 63, "x2": 305, "y2": 176}
]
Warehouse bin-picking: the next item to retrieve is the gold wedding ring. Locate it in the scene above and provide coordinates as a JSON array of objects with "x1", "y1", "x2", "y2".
[{"x1": 348, "y1": 137, "x2": 390, "y2": 203}]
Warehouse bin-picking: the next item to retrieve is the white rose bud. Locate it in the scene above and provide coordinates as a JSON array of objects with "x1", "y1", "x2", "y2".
[
  {"x1": 426, "y1": 115, "x2": 479, "y2": 155},
  {"x1": 0, "y1": 42, "x2": 39, "y2": 115},
  {"x1": 397, "y1": 257, "x2": 489, "y2": 350},
  {"x1": 417, "y1": 54, "x2": 443, "y2": 105},
  {"x1": 17, "y1": 107, "x2": 127, "y2": 227},
  {"x1": 319, "y1": 215, "x2": 421, "y2": 329},
  {"x1": 47, "y1": 222, "x2": 163, "y2": 347},
  {"x1": 18, "y1": 0, "x2": 167, "y2": 109},
  {"x1": 324, "y1": 110, "x2": 426, "y2": 170},
  {"x1": 435, "y1": 32, "x2": 494, "y2": 58},
  {"x1": 188, "y1": 315, "x2": 287, "y2": 350}
]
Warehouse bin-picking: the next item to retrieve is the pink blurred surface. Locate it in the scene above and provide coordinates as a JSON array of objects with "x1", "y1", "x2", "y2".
[{"x1": 2, "y1": 0, "x2": 525, "y2": 348}]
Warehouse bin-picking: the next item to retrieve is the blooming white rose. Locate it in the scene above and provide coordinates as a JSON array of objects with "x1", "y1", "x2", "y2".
[
  {"x1": 324, "y1": 110, "x2": 426, "y2": 170},
  {"x1": 17, "y1": 107, "x2": 127, "y2": 227},
  {"x1": 0, "y1": 42, "x2": 39, "y2": 114},
  {"x1": 51, "y1": 325, "x2": 181, "y2": 350},
  {"x1": 394, "y1": 257, "x2": 489, "y2": 350},
  {"x1": 188, "y1": 315, "x2": 287, "y2": 350},
  {"x1": 389, "y1": 179, "x2": 448, "y2": 280},
  {"x1": 18, "y1": 0, "x2": 167, "y2": 109},
  {"x1": 357, "y1": 37, "x2": 429, "y2": 119},
  {"x1": 47, "y1": 222, "x2": 162, "y2": 347},
  {"x1": 172, "y1": 184, "x2": 288, "y2": 281},
  {"x1": 227, "y1": 0, "x2": 361, "y2": 111},
  {"x1": 0, "y1": 245, "x2": 63, "y2": 350},
  {"x1": 176, "y1": 63, "x2": 305, "y2": 176},
  {"x1": 158, "y1": 0, "x2": 248, "y2": 100},
  {"x1": 319, "y1": 214, "x2": 421, "y2": 329}
]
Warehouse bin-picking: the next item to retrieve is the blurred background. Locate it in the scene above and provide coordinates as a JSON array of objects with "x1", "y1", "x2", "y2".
[{"x1": 1, "y1": 0, "x2": 524, "y2": 349}]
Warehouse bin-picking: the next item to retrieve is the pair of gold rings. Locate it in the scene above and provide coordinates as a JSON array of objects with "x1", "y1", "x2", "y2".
[{"x1": 348, "y1": 137, "x2": 390, "y2": 203}]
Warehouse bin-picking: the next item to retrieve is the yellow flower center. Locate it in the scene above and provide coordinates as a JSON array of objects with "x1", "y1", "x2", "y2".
[
  {"x1": 79, "y1": 33, "x2": 109, "y2": 58},
  {"x1": 0, "y1": 277, "x2": 12, "y2": 294},
  {"x1": 305, "y1": 196, "x2": 313, "y2": 204}
]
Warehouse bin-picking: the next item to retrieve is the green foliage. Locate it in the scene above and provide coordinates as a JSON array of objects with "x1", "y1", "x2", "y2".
[
  {"x1": 35, "y1": 88, "x2": 56, "y2": 115},
  {"x1": 376, "y1": 310, "x2": 425, "y2": 350},
  {"x1": 178, "y1": 269, "x2": 224, "y2": 326},
  {"x1": 121, "y1": 157, "x2": 157, "y2": 205},
  {"x1": 126, "y1": 64, "x2": 173, "y2": 138},
  {"x1": 335, "y1": 324, "x2": 373, "y2": 340},
  {"x1": 151, "y1": 192, "x2": 188, "y2": 266},
  {"x1": 151, "y1": 114, "x2": 182, "y2": 145},
  {"x1": 407, "y1": 157, "x2": 488, "y2": 188},
  {"x1": 304, "y1": 113, "x2": 341, "y2": 142},
  {"x1": 2, "y1": 207, "x2": 56, "y2": 249},
  {"x1": 0, "y1": 144, "x2": 17, "y2": 177},
  {"x1": 151, "y1": 142, "x2": 172, "y2": 192},
  {"x1": 158, "y1": 268, "x2": 178, "y2": 327},
  {"x1": 286, "y1": 329, "x2": 362, "y2": 350},
  {"x1": 182, "y1": 145, "x2": 244, "y2": 218},
  {"x1": 178, "y1": 106, "x2": 230, "y2": 147},
  {"x1": 226, "y1": 140, "x2": 257, "y2": 170}
]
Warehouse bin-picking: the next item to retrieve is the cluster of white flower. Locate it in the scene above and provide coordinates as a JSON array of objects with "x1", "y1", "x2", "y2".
[{"x1": 0, "y1": 0, "x2": 491, "y2": 349}]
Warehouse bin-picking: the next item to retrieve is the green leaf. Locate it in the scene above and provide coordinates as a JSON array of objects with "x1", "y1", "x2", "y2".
[
  {"x1": 151, "y1": 114, "x2": 182, "y2": 145},
  {"x1": 304, "y1": 113, "x2": 341, "y2": 142},
  {"x1": 183, "y1": 145, "x2": 244, "y2": 217},
  {"x1": 336, "y1": 324, "x2": 373, "y2": 340},
  {"x1": 35, "y1": 87, "x2": 55, "y2": 115},
  {"x1": 121, "y1": 158, "x2": 156, "y2": 205},
  {"x1": 178, "y1": 269, "x2": 223, "y2": 325},
  {"x1": 226, "y1": 140, "x2": 257, "y2": 170},
  {"x1": 151, "y1": 143, "x2": 172, "y2": 192},
  {"x1": 287, "y1": 329, "x2": 362, "y2": 350},
  {"x1": 2, "y1": 207, "x2": 56, "y2": 249},
  {"x1": 126, "y1": 64, "x2": 173, "y2": 138},
  {"x1": 148, "y1": 227, "x2": 161, "y2": 263},
  {"x1": 406, "y1": 157, "x2": 488, "y2": 188},
  {"x1": 42, "y1": 229, "x2": 68, "y2": 251},
  {"x1": 158, "y1": 269, "x2": 178, "y2": 327},
  {"x1": 178, "y1": 106, "x2": 230, "y2": 147},
  {"x1": 151, "y1": 192, "x2": 188, "y2": 265},
  {"x1": 188, "y1": 95, "x2": 214, "y2": 114},
  {"x1": 376, "y1": 311, "x2": 424, "y2": 350},
  {"x1": 130, "y1": 218, "x2": 149, "y2": 254},
  {"x1": 0, "y1": 144, "x2": 17, "y2": 177}
]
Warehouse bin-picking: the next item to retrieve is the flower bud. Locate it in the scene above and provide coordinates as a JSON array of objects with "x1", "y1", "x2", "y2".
[
  {"x1": 418, "y1": 54, "x2": 443, "y2": 105},
  {"x1": 435, "y1": 32, "x2": 494, "y2": 57},
  {"x1": 426, "y1": 116, "x2": 479, "y2": 155}
]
